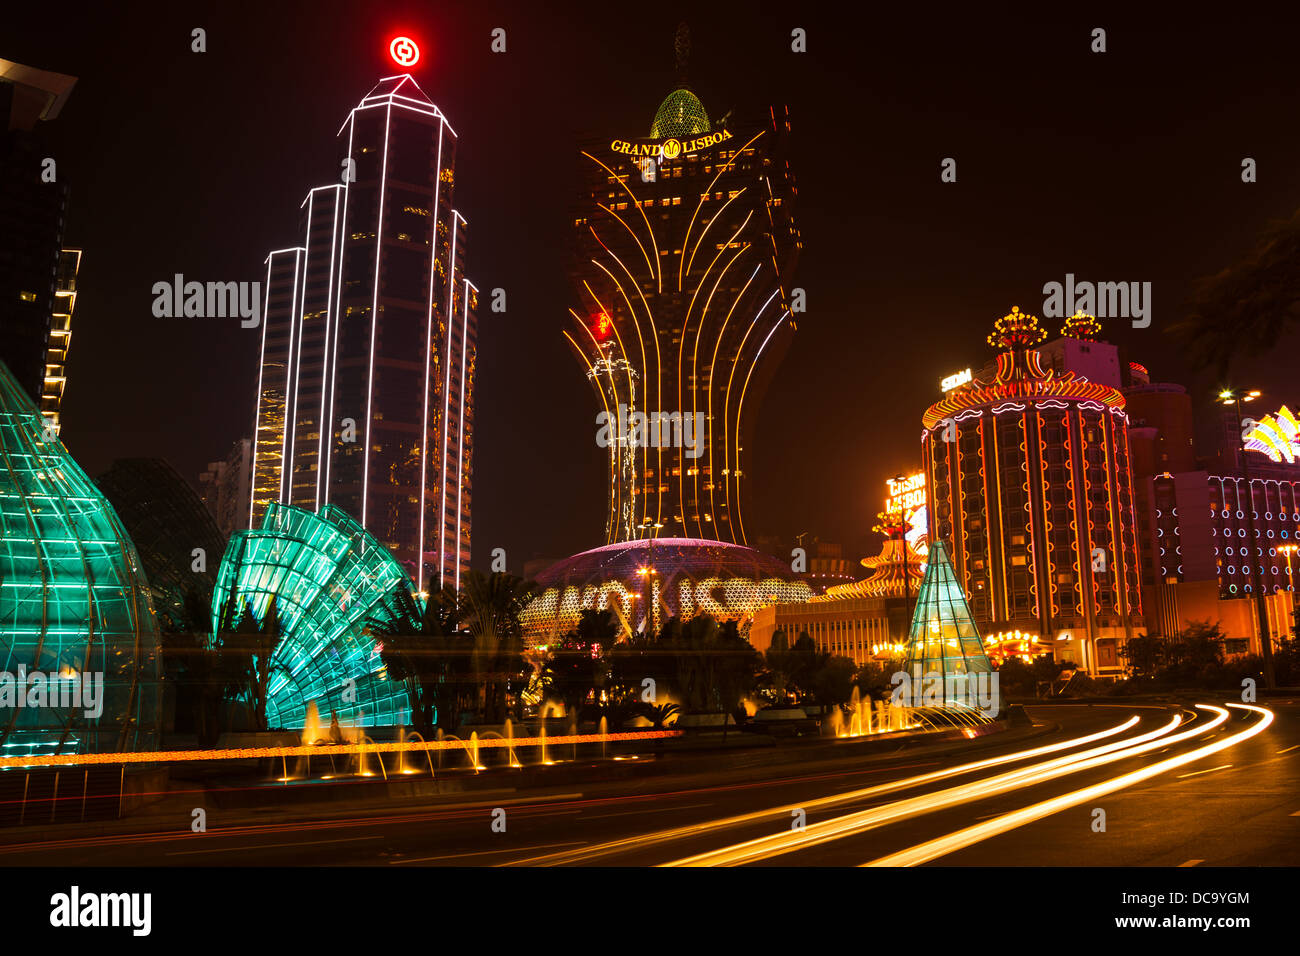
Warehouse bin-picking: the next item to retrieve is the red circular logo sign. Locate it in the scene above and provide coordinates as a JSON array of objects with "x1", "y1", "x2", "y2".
[{"x1": 389, "y1": 36, "x2": 420, "y2": 68}]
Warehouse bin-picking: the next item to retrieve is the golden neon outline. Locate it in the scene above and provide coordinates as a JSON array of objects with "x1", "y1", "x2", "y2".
[{"x1": 582, "y1": 151, "x2": 660, "y2": 293}]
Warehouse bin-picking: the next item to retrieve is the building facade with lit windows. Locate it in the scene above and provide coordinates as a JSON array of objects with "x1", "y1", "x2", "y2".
[
  {"x1": 199, "y1": 437, "x2": 252, "y2": 539},
  {"x1": 567, "y1": 27, "x2": 800, "y2": 546},
  {"x1": 1, "y1": 59, "x2": 77, "y2": 412},
  {"x1": 1132, "y1": 378, "x2": 1300, "y2": 650},
  {"x1": 250, "y1": 73, "x2": 476, "y2": 592},
  {"x1": 38, "y1": 248, "x2": 79, "y2": 428},
  {"x1": 922, "y1": 310, "x2": 1144, "y2": 676},
  {"x1": 749, "y1": 476, "x2": 927, "y2": 663}
]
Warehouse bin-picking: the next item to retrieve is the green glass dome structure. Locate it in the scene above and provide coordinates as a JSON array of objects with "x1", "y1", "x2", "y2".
[
  {"x1": 212, "y1": 503, "x2": 413, "y2": 729},
  {"x1": 650, "y1": 87, "x2": 711, "y2": 139},
  {"x1": 0, "y1": 360, "x2": 161, "y2": 757}
]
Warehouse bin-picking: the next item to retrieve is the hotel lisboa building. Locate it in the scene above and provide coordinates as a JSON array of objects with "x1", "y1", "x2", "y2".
[{"x1": 921, "y1": 309, "x2": 1143, "y2": 675}]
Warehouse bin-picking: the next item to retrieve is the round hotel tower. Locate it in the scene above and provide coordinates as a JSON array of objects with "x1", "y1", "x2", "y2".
[{"x1": 921, "y1": 308, "x2": 1143, "y2": 675}]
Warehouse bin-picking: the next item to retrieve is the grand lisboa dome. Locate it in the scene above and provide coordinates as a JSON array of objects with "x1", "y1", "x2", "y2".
[{"x1": 521, "y1": 538, "x2": 812, "y2": 645}]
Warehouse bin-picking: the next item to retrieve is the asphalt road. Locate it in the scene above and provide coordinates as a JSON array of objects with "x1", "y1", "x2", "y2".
[{"x1": 0, "y1": 701, "x2": 1293, "y2": 866}]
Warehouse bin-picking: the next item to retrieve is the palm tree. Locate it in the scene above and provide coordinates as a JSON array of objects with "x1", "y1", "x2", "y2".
[
  {"x1": 215, "y1": 597, "x2": 280, "y2": 731},
  {"x1": 366, "y1": 584, "x2": 466, "y2": 736},
  {"x1": 545, "y1": 609, "x2": 617, "y2": 717},
  {"x1": 461, "y1": 571, "x2": 536, "y2": 723},
  {"x1": 1177, "y1": 206, "x2": 1300, "y2": 375},
  {"x1": 641, "y1": 702, "x2": 681, "y2": 729}
]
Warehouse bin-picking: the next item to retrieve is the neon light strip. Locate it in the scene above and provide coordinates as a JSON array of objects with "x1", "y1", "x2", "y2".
[
  {"x1": 361, "y1": 103, "x2": 394, "y2": 529},
  {"x1": 323, "y1": 115, "x2": 355, "y2": 503},
  {"x1": 722, "y1": 287, "x2": 779, "y2": 546},
  {"x1": 288, "y1": 195, "x2": 313, "y2": 506},
  {"x1": 278, "y1": 249, "x2": 304, "y2": 506},
  {"x1": 581, "y1": 151, "x2": 660, "y2": 292},
  {"x1": 690, "y1": 246, "x2": 750, "y2": 536},
  {"x1": 587, "y1": 239, "x2": 661, "y2": 530},
  {"x1": 455, "y1": 278, "x2": 475, "y2": 591},
  {"x1": 679, "y1": 131, "x2": 764, "y2": 290},
  {"x1": 707, "y1": 264, "x2": 761, "y2": 536},
  {"x1": 314, "y1": 187, "x2": 342, "y2": 511},
  {"x1": 417, "y1": 120, "x2": 447, "y2": 593},
  {"x1": 249, "y1": 254, "x2": 274, "y2": 527},
  {"x1": 732, "y1": 291, "x2": 785, "y2": 546},
  {"x1": 680, "y1": 214, "x2": 753, "y2": 538},
  {"x1": 589, "y1": 258, "x2": 649, "y2": 531},
  {"x1": 439, "y1": 212, "x2": 464, "y2": 585}
]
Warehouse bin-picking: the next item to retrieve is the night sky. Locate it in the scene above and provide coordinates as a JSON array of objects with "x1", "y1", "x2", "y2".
[{"x1": 5, "y1": 2, "x2": 1298, "y2": 570}]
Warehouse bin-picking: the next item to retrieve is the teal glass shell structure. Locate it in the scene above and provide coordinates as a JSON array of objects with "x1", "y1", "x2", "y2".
[
  {"x1": 0, "y1": 360, "x2": 161, "y2": 757},
  {"x1": 211, "y1": 503, "x2": 412, "y2": 729},
  {"x1": 903, "y1": 541, "x2": 994, "y2": 678}
]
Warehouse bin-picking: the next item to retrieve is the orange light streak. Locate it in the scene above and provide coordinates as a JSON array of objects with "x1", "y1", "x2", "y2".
[
  {"x1": 866, "y1": 704, "x2": 1273, "y2": 866},
  {"x1": 0, "y1": 730, "x2": 682, "y2": 771}
]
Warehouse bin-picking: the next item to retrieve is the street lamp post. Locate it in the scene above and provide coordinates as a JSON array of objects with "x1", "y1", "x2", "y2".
[
  {"x1": 1220, "y1": 388, "x2": 1275, "y2": 688},
  {"x1": 1279, "y1": 542, "x2": 1298, "y2": 642},
  {"x1": 637, "y1": 519, "x2": 664, "y2": 634}
]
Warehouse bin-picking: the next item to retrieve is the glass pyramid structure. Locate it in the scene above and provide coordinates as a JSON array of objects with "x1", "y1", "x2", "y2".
[
  {"x1": 0, "y1": 359, "x2": 161, "y2": 756},
  {"x1": 212, "y1": 503, "x2": 412, "y2": 729},
  {"x1": 903, "y1": 541, "x2": 993, "y2": 678}
]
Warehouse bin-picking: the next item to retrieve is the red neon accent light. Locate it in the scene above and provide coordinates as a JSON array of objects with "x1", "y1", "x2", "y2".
[
  {"x1": 593, "y1": 312, "x2": 613, "y2": 340},
  {"x1": 389, "y1": 36, "x2": 420, "y2": 68}
]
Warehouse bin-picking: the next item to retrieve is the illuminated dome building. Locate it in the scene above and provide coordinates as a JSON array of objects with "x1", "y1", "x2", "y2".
[
  {"x1": 922, "y1": 309, "x2": 1143, "y2": 675},
  {"x1": 212, "y1": 503, "x2": 412, "y2": 729},
  {"x1": 568, "y1": 23, "x2": 800, "y2": 545},
  {"x1": 521, "y1": 538, "x2": 812, "y2": 645},
  {"x1": 0, "y1": 359, "x2": 161, "y2": 756}
]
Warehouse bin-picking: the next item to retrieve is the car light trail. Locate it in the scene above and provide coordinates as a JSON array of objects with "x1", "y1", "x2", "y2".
[
  {"x1": 864, "y1": 704, "x2": 1274, "y2": 867},
  {"x1": 665, "y1": 709, "x2": 1200, "y2": 866},
  {"x1": 512, "y1": 714, "x2": 1146, "y2": 866}
]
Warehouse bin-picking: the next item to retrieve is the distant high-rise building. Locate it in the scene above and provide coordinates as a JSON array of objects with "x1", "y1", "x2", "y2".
[
  {"x1": 0, "y1": 59, "x2": 77, "y2": 410},
  {"x1": 567, "y1": 25, "x2": 800, "y2": 547},
  {"x1": 199, "y1": 437, "x2": 252, "y2": 539},
  {"x1": 250, "y1": 73, "x2": 477, "y2": 591},
  {"x1": 39, "y1": 247, "x2": 79, "y2": 427}
]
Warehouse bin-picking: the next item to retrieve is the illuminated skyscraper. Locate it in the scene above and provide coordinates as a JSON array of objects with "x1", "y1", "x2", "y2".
[
  {"x1": 568, "y1": 25, "x2": 800, "y2": 546},
  {"x1": 922, "y1": 309, "x2": 1143, "y2": 675},
  {"x1": 39, "y1": 248, "x2": 79, "y2": 428},
  {"x1": 1, "y1": 59, "x2": 77, "y2": 413},
  {"x1": 251, "y1": 73, "x2": 477, "y2": 591}
]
